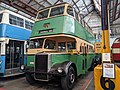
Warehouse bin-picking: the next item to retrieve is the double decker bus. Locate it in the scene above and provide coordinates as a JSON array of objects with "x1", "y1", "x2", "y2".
[
  {"x1": 0, "y1": 10, "x2": 34, "y2": 77},
  {"x1": 25, "y1": 3, "x2": 97, "y2": 90}
]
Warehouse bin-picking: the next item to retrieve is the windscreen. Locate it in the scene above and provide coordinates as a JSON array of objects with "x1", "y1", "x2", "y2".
[
  {"x1": 44, "y1": 39, "x2": 56, "y2": 49},
  {"x1": 37, "y1": 9, "x2": 49, "y2": 20},
  {"x1": 37, "y1": 5, "x2": 65, "y2": 20},
  {"x1": 29, "y1": 38, "x2": 44, "y2": 49}
]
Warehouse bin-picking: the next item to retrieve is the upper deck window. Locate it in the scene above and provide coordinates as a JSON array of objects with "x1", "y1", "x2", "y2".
[
  {"x1": 25, "y1": 20, "x2": 34, "y2": 30},
  {"x1": 67, "y1": 6, "x2": 74, "y2": 17},
  {"x1": 9, "y1": 14, "x2": 24, "y2": 27},
  {"x1": 50, "y1": 6, "x2": 64, "y2": 17},
  {"x1": 37, "y1": 9, "x2": 49, "y2": 19},
  {"x1": 0, "y1": 14, "x2": 3, "y2": 23}
]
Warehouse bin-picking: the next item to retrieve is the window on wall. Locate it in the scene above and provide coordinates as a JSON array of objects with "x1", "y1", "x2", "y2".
[
  {"x1": 67, "y1": 6, "x2": 74, "y2": 17},
  {"x1": 0, "y1": 14, "x2": 3, "y2": 23},
  {"x1": 50, "y1": 6, "x2": 64, "y2": 17},
  {"x1": 9, "y1": 14, "x2": 24, "y2": 27},
  {"x1": 25, "y1": 20, "x2": 33, "y2": 30}
]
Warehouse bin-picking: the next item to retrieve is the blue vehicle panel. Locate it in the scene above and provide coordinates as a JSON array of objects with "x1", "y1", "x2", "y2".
[
  {"x1": 0, "y1": 55, "x2": 5, "y2": 74},
  {"x1": 0, "y1": 24, "x2": 31, "y2": 40}
]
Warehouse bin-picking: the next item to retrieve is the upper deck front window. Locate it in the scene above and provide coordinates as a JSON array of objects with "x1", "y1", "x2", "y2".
[
  {"x1": 37, "y1": 9, "x2": 49, "y2": 20},
  {"x1": 67, "y1": 6, "x2": 74, "y2": 17},
  {"x1": 50, "y1": 6, "x2": 64, "y2": 17}
]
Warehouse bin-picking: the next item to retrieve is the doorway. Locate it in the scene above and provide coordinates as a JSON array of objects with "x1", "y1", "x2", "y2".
[{"x1": 5, "y1": 40, "x2": 24, "y2": 76}]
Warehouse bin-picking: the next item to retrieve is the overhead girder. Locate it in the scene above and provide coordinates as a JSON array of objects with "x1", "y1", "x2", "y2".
[
  {"x1": 0, "y1": 0, "x2": 38, "y2": 17},
  {"x1": 0, "y1": 0, "x2": 119, "y2": 24},
  {"x1": 0, "y1": 0, "x2": 95, "y2": 19}
]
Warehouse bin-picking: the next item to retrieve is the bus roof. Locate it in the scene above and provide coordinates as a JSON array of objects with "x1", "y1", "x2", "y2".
[
  {"x1": 0, "y1": 9, "x2": 35, "y2": 22},
  {"x1": 38, "y1": 2, "x2": 69, "y2": 12}
]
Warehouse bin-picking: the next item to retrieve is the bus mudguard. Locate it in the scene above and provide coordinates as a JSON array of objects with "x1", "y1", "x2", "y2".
[{"x1": 49, "y1": 61, "x2": 77, "y2": 76}]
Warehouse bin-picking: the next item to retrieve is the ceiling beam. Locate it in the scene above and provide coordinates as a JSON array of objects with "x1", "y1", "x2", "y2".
[
  {"x1": 54, "y1": 0, "x2": 59, "y2": 5},
  {"x1": 72, "y1": 0, "x2": 80, "y2": 13},
  {"x1": 83, "y1": 9, "x2": 94, "y2": 18},
  {"x1": 82, "y1": 0, "x2": 90, "y2": 13},
  {"x1": 44, "y1": 0, "x2": 52, "y2": 5},
  {"x1": 33, "y1": 0, "x2": 45, "y2": 8},
  {"x1": 18, "y1": 0, "x2": 38, "y2": 12},
  {"x1": 113, "y1": 0, "x2": 118, "y2": 20},
  {"x1": 0, "y1": 0, "x2": 38, "y2": 17},
  {"x1": 78, "y1": 2, "x2": 93, "y2": 13}
]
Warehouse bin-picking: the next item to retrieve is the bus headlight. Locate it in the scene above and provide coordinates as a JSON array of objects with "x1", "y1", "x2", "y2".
[
  {"x1": 57, "y1": 67, "x2": 63, "y2": 73},
  {"x1": 21, "y1": 65, "x2": 25, "y2": 70}
]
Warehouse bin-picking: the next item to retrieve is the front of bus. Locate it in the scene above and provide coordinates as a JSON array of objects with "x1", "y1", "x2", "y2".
[{"x1": 25, "y1": 4, "x2": 78, "y2": 90}]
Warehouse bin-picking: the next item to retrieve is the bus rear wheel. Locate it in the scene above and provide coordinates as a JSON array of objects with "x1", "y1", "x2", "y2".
[
  {"x1": 61, "y1": 66, "x2": 76, "y2": 90},
  {"x1": 26, "y1": 73, "x2": 36, "y2": 84}
]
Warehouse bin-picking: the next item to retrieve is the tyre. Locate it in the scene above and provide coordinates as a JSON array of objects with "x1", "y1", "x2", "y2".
[
  {"x1": 61, "y1": 66, "x2": 76, "y2": 90},
  {"x1": 26, "y1": 73, "x2": 36, "y2": 84}
]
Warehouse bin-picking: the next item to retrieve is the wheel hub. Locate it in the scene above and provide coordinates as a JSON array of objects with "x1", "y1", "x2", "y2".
[{"x1": 70, "y1": 73, "x2": 75, "y2": 84}]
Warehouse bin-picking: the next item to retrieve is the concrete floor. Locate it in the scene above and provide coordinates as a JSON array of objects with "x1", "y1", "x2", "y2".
[
  {"x1": 86, "y1": 78, "x2": 94, "y2": 90},
  {"x1": 1, "y1": 63, "x2": 120, "y2": 90},
  {"x1": 0, "y1": 71, "x2": 94, "y2": 90}
]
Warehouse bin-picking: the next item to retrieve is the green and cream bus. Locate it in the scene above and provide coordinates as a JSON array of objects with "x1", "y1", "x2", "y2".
[{"x1": 25, "y1": 3, "x2": 98, "y2": 90}]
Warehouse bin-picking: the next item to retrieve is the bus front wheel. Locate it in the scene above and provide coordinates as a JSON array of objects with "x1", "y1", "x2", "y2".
[
  {"x1": 26, "y1": 73, "x2": 36, "y2": 84},
  {"x1": 61, "y1": 66, "x2": 76, "y2": 90}
]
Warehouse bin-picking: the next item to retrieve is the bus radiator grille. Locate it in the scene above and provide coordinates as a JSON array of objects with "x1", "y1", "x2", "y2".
[{"x1": 35, "y1": 54, "x2": 48, "y2": 80}]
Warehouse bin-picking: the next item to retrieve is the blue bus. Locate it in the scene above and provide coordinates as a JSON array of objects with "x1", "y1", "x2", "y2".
[{"x1": 0, "y1": 10, "x2": 34, "y2": 77}]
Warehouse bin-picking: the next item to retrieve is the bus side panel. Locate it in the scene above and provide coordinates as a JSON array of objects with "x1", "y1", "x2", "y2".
[
  {"x1": 87, "y1": 54, "x2": 94, "y2": 69},
  {"x1": 76, "y1": 55, "x2": 85, "y2": 75},
  {"x1": 51, "y1": 54, "x2": 70, "y2": 66},
  {"x1": 31, "y1": 16, "x2": 64, "y2": 37},
  {"x1": 27, "y1": 55, "x2": 35, "y2": 67},
  {"x1": 0, "y1": 24, "x2": 31, "y2": 40},
  {"x1": 69, "y1": 55, "x2": 77, "y2": 64},
  {"x1": 0, "y1": 55, "x2": 5, "y2": 75},
  {"x1": 64, "y1": 16, "x2": 95, "y2": 44}
]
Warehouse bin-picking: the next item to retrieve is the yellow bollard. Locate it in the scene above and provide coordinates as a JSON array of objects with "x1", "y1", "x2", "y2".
[{"x1": 94, "y1": 65, "x2": 120, "y2": 90}]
